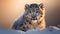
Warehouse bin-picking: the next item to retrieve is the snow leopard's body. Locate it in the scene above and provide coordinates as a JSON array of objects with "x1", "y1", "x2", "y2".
[{"x1": 12, "y1": 3, "x2": 46, "y2": 32}]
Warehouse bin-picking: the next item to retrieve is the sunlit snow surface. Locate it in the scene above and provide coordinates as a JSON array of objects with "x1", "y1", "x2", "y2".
[
  {"x1": 0, "y1": 26, "x2": 60, "y2": 34},
  {"x1": 26, "y1": 26, "x2": 60, "y2": 34}
]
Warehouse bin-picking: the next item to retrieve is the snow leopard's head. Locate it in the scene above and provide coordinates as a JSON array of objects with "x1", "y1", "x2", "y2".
[{"x1": 24, "y1": 3, "x2": 44, "y2": 22}]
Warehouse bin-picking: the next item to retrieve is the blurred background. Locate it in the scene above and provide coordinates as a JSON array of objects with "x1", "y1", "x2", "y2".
[{"x1": 0, "y1": 0, "x2": 60, "y2": 28}]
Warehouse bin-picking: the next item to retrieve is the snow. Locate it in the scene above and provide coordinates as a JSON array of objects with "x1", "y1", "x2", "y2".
[
  {"x1": 0, "y1": 26, "x2": 60, "y2": 34},
  {"x1": 26, "y1": 26, "x2": 60, "y2": 34}
]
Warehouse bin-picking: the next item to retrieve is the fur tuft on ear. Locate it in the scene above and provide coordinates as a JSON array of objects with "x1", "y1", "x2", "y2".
[
  {"x1": 39, "y1": 3, "x2": 44, "y2": 10},
  {"x1": 25, "y1": 4, "x2": 29, "y2": 10}
]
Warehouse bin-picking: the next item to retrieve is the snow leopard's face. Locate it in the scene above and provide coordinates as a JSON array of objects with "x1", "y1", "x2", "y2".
[{"x1": 24, "y1": 3, "x2": 43, "y2": 23}]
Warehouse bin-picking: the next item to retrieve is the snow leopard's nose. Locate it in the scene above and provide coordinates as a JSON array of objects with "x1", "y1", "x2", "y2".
[{"x1": 32, "y1": 15, "x2": 37, "y2": 20}]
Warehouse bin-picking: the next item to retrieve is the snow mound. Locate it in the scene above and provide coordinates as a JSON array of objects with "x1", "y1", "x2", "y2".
[
  {"x1": 26, "y1": 26, "x2": 60, "y2": 34},
  {"x1": 0, "y1": 26, "x2": 60, "y2": 34}
]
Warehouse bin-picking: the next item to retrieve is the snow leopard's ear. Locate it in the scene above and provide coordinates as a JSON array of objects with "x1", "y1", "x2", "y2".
[
  {"x1": 39, "y1": 3, "x2": 44, "y2": 10},
  {"x1": 25, "y1": 4, "x2": 29, "y2": 10}
]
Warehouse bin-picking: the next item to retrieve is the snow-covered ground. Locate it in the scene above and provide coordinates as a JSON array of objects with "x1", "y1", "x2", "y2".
[
  {"x1": 0, "y1": 26, "x2": 60, "y2": 34},
  {"x1": 26, "y1": 26, "x2": 60, "y2": 34}
]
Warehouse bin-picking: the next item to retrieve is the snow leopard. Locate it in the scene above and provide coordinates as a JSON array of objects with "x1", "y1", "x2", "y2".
[{"x1": 12, "y1": 3, "x2": 46, "y2": 32}]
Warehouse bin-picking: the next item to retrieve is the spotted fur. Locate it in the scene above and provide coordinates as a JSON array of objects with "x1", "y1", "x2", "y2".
[{"x1": 12, "y1": 3, "x2": 46, "y2": 32}]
